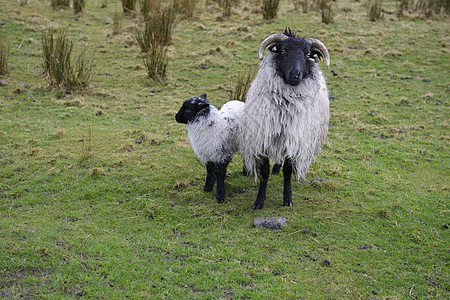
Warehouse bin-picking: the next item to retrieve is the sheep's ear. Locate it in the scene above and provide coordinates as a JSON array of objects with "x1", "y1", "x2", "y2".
[
  {"x1": 310, "y1": 48, "x2": 324, "y2": 63},
  {"x1": 199, "y1": 93, "x2": 207, "y2": 100},
  {"x1": 268, "y1": 44, "x2": 279, "y2": 53}
]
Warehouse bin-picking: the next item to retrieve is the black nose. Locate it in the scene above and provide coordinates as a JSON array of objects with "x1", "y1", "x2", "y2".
[{"x1": 289, "y1": 70, "x2": 301, "y2": 79}]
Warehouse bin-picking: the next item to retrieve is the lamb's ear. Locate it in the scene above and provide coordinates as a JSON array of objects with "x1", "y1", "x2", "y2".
[{"x1": 199, "y1": 93, "x2": 207, "y2": 100}]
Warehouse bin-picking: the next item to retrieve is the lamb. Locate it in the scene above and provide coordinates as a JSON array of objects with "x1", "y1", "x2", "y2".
[
  {"x1": 239, "y1": 28, "x2": 331, "y2": 209},
  {"x1": 175, "y1": 93, "x2": 245, "y2": 203}
]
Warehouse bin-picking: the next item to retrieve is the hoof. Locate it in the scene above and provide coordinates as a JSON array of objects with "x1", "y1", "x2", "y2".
[
  {"x1": 204, "y1": 185, "x2": 213, "y2": 192},
  {"x1": 283, "y1": 201, "x2": 293, "y2": 207},
  {"x1": 252, "y1": 203, "x2": 264, "y2": 210},
  {"x1": 216, "y1": 198, "x2": 224, "y2": 204}
]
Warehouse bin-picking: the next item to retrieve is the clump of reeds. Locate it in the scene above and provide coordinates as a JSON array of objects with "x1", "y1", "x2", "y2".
[
  {"x1": 302, "y1": 0, "x2": 310, "y2": 13},
  {"x1": 0, "y1": 42, "x2": 8, "y2": 76},
  {"x1": 136, "y1": 2, "x2": 177, "y2": 51},
  {"x1": 317, "y1": 0, "x2": 333, "y2": 24},
  {"x1": 397, "y1": 0, "x2": 449, "y2": 17},
  {"x1": 369, "y1": 0, "x2": 383, "y2": 21},
  {"x1": 51, "y1": 0, "x2": 70, "y2": 9},
  {"x1": 397, "y1": 0, "x2": 408, "y2": 16},
  {"x1": 139, "y1": 0, "x2": 157, "y2": 19},
  {"x1": 41, "y1": 29, "x2": 96, "y2": 90},
  {"x1": 73, "y1": 0, "x2": 86, "y2": 14},
  {"x1": 112, "y1": 8, "x2": 122, "y2": 35},
  {"x1": 262, "y1": 0, "x2": 280, "y2": 19},
  {"x1": 122, "y1": 0, "x2": 138, "y2": 13},
  {"x1": 414, "y1": 0, "x2": 448, "y2": 16},
  {"x1": 137, "y1": 2, "x2": 178, "y2": 80},
  {"x1": 294, "y1": 0, "x2": 309, "y2": 13},
  {"x1": 174, "y1": 0, "x2": 197, "y2": 19},
  {"x1": 143, "y1": 44, "x2": 168, "y2": 81},
  {"x1": 218, "y1": 0, "x2": 239, "y2": 17},
  {"x1": 229, "y1": 68, "x2": 255, "y2": 101}
]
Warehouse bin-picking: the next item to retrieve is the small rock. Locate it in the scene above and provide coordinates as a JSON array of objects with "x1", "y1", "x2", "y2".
[
  {"x1": 443, "y1": 224, "x2": 448, "y2": 230},
  {"x1": 372, "y1": 290, "x2": 378, "y2": 295},
  {"x1": 0, "y1": 80, "x2": 8, "y2": 86},
  {"x1": 254, "y1": 217, "x2": 287, "y2": 230},
  {"x1": 135, "y1": 139, "x2": 143, "y2": 144},
  {"x1": 321, "y1": 259, "x2": 331, "y2": 266}
]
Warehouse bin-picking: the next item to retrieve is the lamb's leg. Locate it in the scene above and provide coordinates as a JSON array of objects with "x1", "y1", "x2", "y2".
[
  {"x1": 215, "y1": 159, "x2": 230, "y2": 203},
  {"x1": 204, "y1": 161, "x2": 216, "y2": 192},
  {"x1": 253, "y1": 157, "x2": 270, "y2": 210},
  {"x1": 283, "y1": 158, "x2": 293, "y2": 207}
]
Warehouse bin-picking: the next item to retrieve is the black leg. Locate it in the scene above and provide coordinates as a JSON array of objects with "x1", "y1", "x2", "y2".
[
  {"x1": 253, "y1": 157, "x2": 270, "y2": 210},
  {"x1": 204, "y1": 161, "x2": 216, "y2": 192},
  {"x1": 272, "y1": 163, "x2": 282, "y2": 175},
  {"x1": 283, "y1": 158, "x2": 293, "y2": 207},
  {"x1": 215, "y1": 159, "x2": 230, "y2": 203}
]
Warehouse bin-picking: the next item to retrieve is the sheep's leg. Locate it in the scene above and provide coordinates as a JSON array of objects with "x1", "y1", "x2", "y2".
[
  {"x1": 215, "y1": 159, "x2": 230, "y2": 203},
  {"x1": 253, "y1": 157, "x2": 270, "y2": 210},
  {"x1": 283, "y1": 158, "x2": 293, "y2": 207},
  {"x1": 204, "y1": 161, "x2": 216, "y2": 192}
]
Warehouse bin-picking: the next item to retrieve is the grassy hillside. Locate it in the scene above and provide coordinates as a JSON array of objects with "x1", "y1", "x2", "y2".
[{"x1": 0, "y1": 0, "x2": 448, "y2": 298}]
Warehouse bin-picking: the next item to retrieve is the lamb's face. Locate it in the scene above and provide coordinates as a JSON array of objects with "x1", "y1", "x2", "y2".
[
  {"x1": 268, "y1": 38, "x2": 319, "y2": 86},
  {"x1": 175, "y1": 94, "x2": 210, "y2": 124}
]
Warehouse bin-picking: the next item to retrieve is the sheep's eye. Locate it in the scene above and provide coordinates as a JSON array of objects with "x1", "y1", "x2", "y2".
[
  {"x1": 307, "y1": 52, "x2": 317, "y2": 61},
  {"x1": 280, "y1": 49, "x2": 286, "y2": 55}
]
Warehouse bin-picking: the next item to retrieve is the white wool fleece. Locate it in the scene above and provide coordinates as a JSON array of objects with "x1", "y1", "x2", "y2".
[
  {"x1": 188, "y1": 100, "x2": 245, "y2": 164},
  {"x1": 240, "y1": 54, "x2": 330, "y2": 181}
]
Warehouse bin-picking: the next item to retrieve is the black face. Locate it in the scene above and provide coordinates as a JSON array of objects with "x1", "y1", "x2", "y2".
[
  {"x1": 175, "y1": 93, "x2": 210, "y2": 124},
  {"x1": 269, "y1": 38, "x2": 319, "y2": 86}
]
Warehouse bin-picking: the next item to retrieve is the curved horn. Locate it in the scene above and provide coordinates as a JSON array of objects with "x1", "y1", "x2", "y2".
[
  {"x1": 258, "y1": 33, "x2": 288, "y2": 60},
  {"x1": 306, "y1": 38, "x2": 330, "y2": 68}
]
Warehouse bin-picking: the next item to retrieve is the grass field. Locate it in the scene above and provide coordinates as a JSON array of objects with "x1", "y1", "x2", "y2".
[{"x1": 0, "y1": 0, "x2": 449, "y2": 298}]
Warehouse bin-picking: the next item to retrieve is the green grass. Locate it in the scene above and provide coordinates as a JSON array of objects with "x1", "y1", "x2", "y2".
[{"x1": 0, "y1": 0, "x2": 449, "y2": 298}]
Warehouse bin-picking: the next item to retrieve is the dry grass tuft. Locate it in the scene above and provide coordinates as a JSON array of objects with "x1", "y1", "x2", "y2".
[
  {"x1": 229, "y1": 67, "x2": 255, "y2": 101},
  {"x1": 90, "y1": 167, "x2": 106, "y2": 177},
  {"x1": 53, "y1": 129, "x2": 66, "y2": 139}
]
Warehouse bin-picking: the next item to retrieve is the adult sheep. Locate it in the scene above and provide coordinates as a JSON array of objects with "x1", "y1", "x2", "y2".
[
  {"x1": 175, "y1": 93, "x2": 245, "y2": 203},
  {"x1": 240, "y1": 28, "x2": 330, "y2": 210}
]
